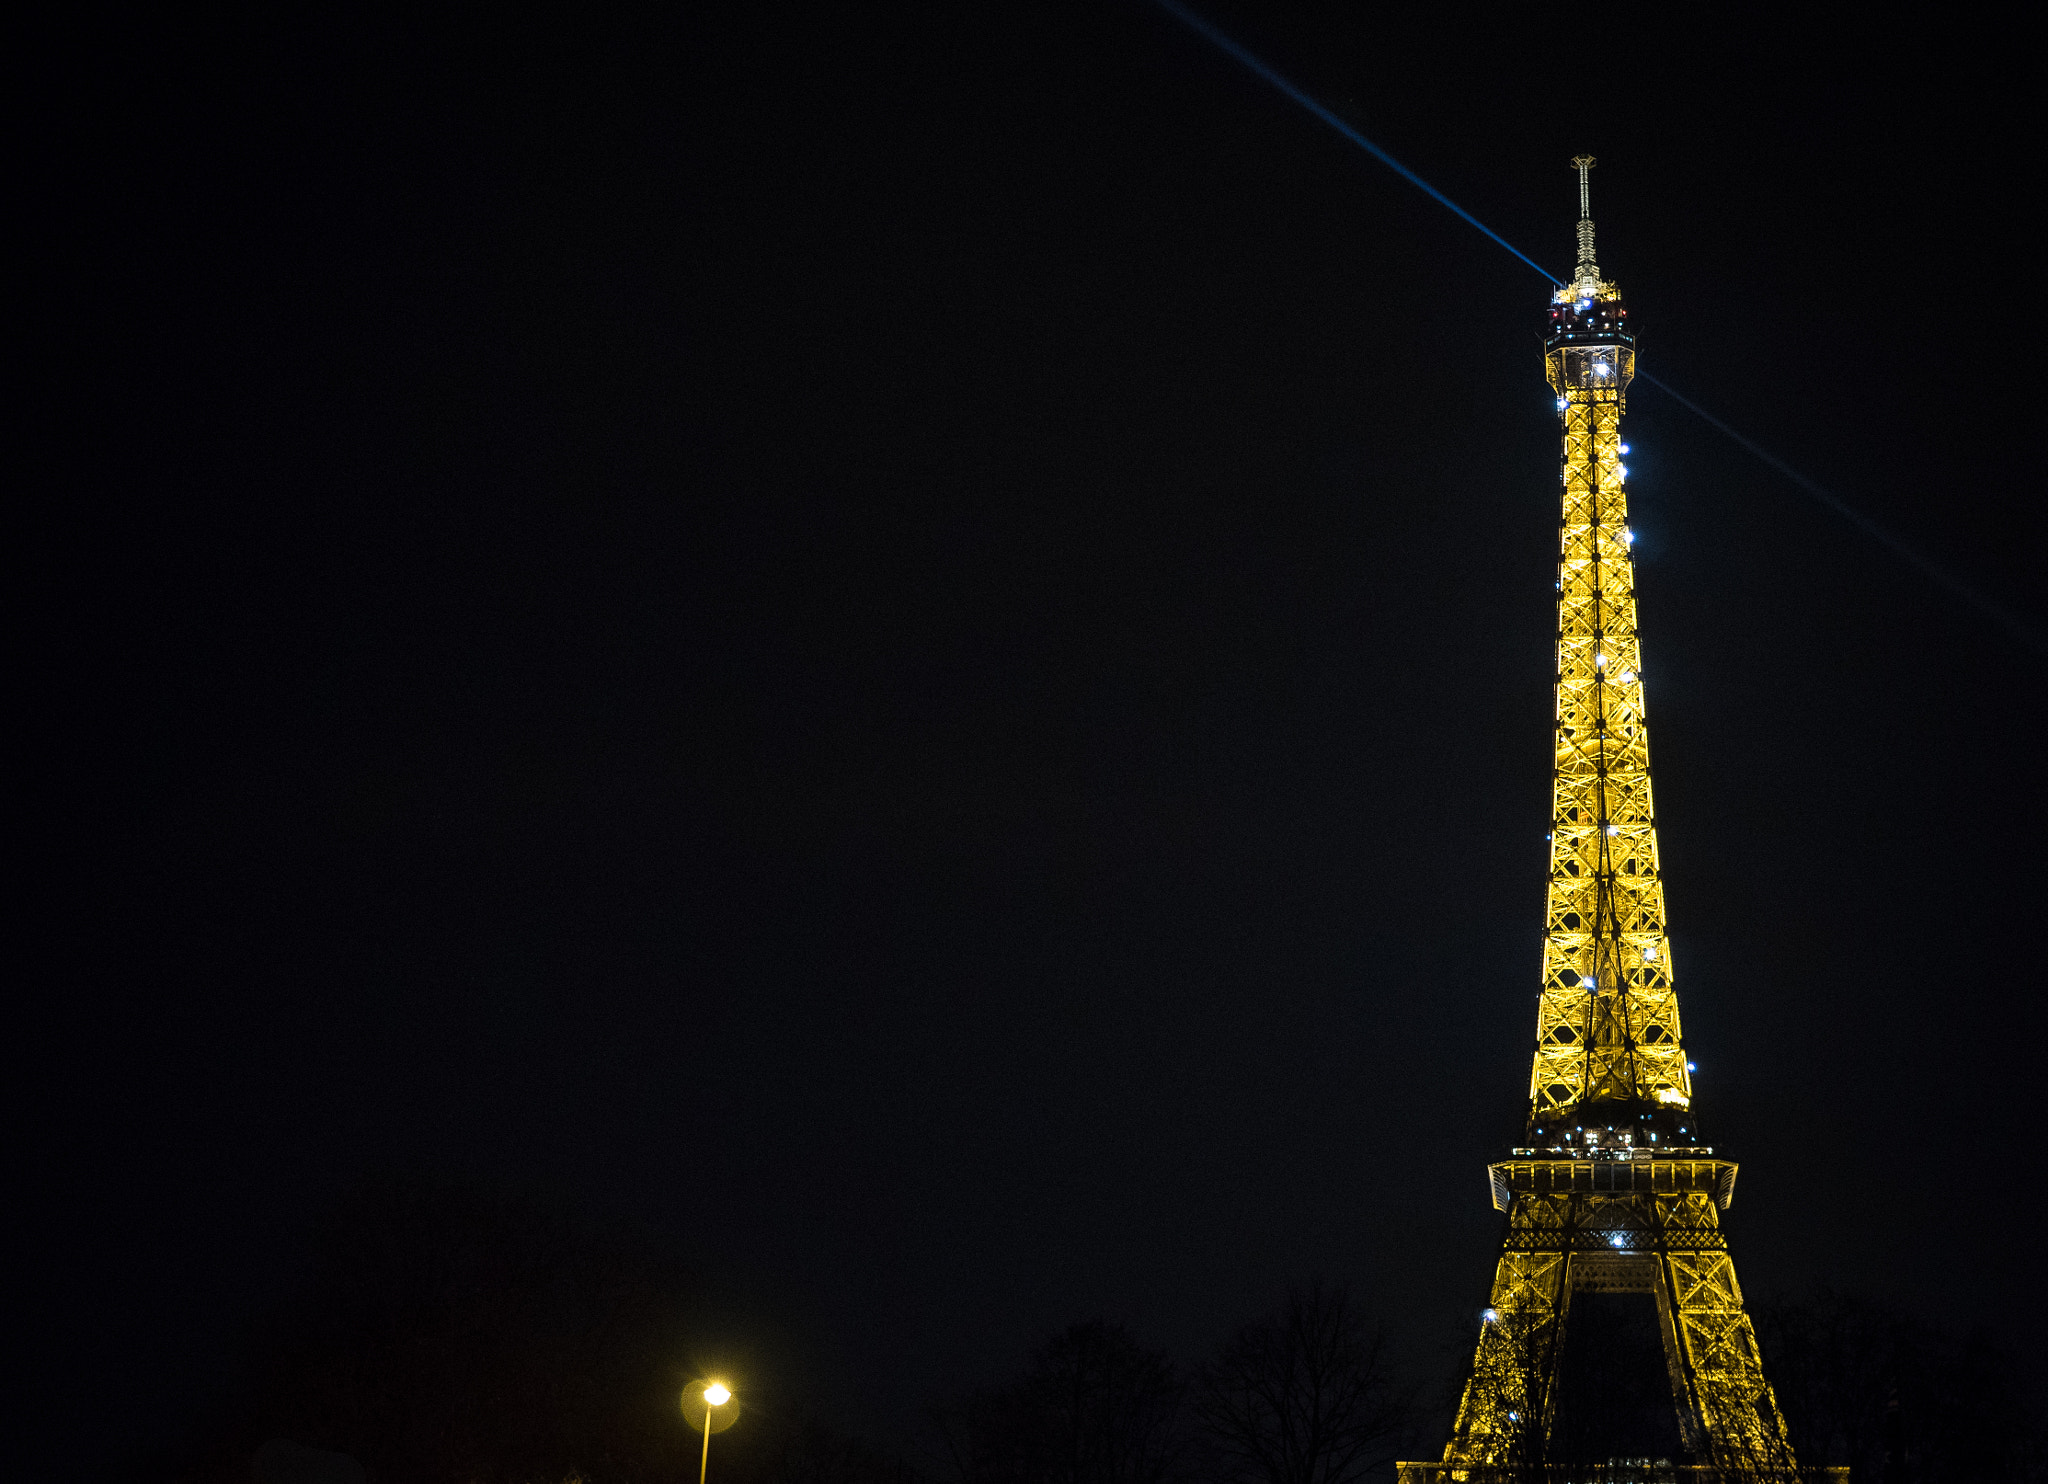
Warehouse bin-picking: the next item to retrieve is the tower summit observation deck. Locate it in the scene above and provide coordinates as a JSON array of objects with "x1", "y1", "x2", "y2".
[{"x1": 1397, "y1": 162, "x2": 1839, "y2": 1483}]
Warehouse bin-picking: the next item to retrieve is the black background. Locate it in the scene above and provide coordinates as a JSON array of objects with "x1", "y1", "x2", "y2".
[{"x1": 22, "y1": 3, "x2": 2044, "y2": 1474}]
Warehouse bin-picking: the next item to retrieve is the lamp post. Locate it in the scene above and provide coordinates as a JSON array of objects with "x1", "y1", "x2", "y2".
[{"x1": 682, "y1": 1380, "x2": 737, "y2": 1484}]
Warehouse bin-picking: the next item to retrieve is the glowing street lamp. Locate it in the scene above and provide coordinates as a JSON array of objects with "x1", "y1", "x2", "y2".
[{"x1": 681, "y1": 1379, "x2": 739, "y2": 1484}]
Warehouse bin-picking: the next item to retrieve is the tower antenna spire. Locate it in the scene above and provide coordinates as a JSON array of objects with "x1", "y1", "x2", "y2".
[{"x1": 1570, "y1": 155, "x2": 1598, "y2": 288}]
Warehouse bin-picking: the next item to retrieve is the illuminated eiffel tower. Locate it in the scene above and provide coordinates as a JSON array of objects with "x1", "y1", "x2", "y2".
[{"x1": 1398, "y1": 162, "x2": 1839, "y2": 1484}]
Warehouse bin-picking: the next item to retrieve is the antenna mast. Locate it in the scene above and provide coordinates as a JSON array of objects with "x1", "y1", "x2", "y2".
[{"x1": 1570, "y1": 154, "x2": 1598, "y2": 289}]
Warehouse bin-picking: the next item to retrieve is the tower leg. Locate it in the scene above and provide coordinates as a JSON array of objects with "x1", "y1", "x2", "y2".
[
  {"x1": 1665, "y1": 1241, "x2": 1796, "y2": 1472},
  {"x1": 1443, "y1": 1194, "x2": 1573, "y2": 1471},
  {"x1": 1440, "y1": 1189, "x2": 1798, "y2": 1477}
]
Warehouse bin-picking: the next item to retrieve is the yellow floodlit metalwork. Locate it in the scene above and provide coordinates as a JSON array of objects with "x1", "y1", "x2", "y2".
[
  {"x1": 1526, "y1": 240, "x2": 1689, "y2": 1126},
  {"x1": 1405, "y1": 160, "x2": 1807, "y2": 1483}
]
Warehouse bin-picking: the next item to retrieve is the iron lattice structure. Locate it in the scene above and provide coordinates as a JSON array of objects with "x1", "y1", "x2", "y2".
[{"x1": 1399, "y1": 163, "x2": 1834, "y2": 1484}]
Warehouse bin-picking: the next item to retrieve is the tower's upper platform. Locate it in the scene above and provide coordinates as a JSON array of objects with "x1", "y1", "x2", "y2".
[
  {"x1": 1545, "y1": 286, "x2": 1634, "y2": 399},
  {"x1": 1545, "y1": 287, "x2": 1631, "y2": 351}
]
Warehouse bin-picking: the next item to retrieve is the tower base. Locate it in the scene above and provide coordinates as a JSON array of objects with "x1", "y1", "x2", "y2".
[{"x1": 1427, "y1": 1158, "x2": 1809, "y2": 1479}]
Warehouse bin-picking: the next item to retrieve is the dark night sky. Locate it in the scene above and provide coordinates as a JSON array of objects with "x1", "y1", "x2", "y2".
[{"x1": 23, "y1": 4, "x2": 2045, "y2": 1475}]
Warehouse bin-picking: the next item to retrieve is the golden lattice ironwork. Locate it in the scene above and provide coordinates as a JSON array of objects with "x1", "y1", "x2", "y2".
[{"x1": 1401, "y1": 163, "x2": 1820, "y2": 1483}]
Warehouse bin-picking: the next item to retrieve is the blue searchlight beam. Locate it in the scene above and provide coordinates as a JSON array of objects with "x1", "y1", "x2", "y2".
[{"x1": 1147, "y1": 0, "x2": 2044, "y2": 655}]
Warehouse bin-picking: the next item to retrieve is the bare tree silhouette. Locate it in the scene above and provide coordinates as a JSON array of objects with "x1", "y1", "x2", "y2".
[
  {"x1": 935, "y1": 1322, "x2": 1188, "y2": 1484},
  {"x1": 1196, "y1": 1283, "x2": 1413, "y2": 1484}
]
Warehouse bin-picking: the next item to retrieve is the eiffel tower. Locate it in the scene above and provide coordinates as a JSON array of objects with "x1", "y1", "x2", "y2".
[{"x1": 1397, "y1": 162, "x2": 1841, "y2": 1484}]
